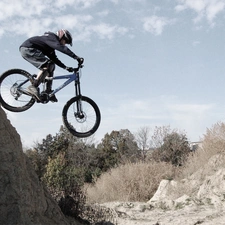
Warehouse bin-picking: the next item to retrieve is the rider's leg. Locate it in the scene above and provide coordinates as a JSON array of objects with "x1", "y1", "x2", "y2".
[
  {"x1": 20, "y1": 47, "x2": 58, "y2": 102},
  {"x1": 44, "y1": 61, "x2": 58, "y2": 102},
  {"x1": 20, "y1": 47, "x2": 49, "y2": 100},
  {"x1": 33, "y1": 68, "x2": 49, "y2": 87},
  {"x1": 32, "y1": 62, "x2": 57, "y2": 102},
  {"x1": 45, "y1": 61, "x2": 55, "y2": 93},
  {"x1": 32, "y1": 61, "x2": 55, "y2": 87}
]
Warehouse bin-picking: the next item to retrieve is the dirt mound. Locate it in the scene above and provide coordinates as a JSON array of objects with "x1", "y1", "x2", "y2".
[{"x1": 0, "y1": 107, "x2": 80, "y2": 225}]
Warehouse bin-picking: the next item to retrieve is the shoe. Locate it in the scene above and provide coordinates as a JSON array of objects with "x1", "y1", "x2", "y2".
[
  {"x1": 46, "y1": 89, "x2": 58, "y2": 103},
  {"x1": 26, "y1": 85, "x2": 40, "y2": 100},
  {"x1": 49, "y1": 94, "x2": 58, "y2": 103}
]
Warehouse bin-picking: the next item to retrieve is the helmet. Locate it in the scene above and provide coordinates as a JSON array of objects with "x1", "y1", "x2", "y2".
[{"x1": 57, "y1": 29, "x2": 73, "y2": 46}]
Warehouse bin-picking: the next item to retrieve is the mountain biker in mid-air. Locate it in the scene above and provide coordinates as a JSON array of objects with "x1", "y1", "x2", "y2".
[{"x1": 19, "y1": 29, "x2": 84, "y2": 102}]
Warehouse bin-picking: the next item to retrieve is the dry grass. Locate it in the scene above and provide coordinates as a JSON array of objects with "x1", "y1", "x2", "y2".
[
  {"x1": 86, "y1": 161, "x2": 175, "y2": 203},
  {"x1": 169, "y1": 122, "x2": 225, "y2": 199},
  {"x1": 86, "y1": 122, "x2": 225, "y2": 205},
  {"x1": 180, "y1": 122, "x2": 225, "y2": 180}
]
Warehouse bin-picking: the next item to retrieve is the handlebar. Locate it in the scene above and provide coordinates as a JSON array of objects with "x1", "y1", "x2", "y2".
[{"x1": 74, "y1": 63, "x2": 84, "y2": 72}]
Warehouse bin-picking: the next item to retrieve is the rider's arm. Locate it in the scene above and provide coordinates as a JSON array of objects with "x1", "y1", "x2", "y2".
[
  {"x1": 48, "y1": 52, "x2": 67, "y2": 69},
  {"x1": 45, "y1": 33, "x2": 80, "y2": 60}
]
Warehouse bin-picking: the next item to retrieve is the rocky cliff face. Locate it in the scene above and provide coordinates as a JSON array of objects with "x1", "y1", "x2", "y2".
[{"x1": 0, "y1": 107, "x2": 75, "y2": 225}]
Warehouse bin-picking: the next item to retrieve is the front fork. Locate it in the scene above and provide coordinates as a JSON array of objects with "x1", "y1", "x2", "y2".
[
  {"x1": 75, "y1": 77, "x2": 84, "y2": 119},
  {"x1": 76, "y1": 98, "x2": 85, "y2": 119}
]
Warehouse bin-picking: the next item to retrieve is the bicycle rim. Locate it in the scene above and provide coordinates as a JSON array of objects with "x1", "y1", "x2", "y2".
[
  {"x1": 0, "y1": 69, "x2": 35, "y2": 112},
  {"x1": 62, "y1": 96, "x2": 101, "y2": 138}
]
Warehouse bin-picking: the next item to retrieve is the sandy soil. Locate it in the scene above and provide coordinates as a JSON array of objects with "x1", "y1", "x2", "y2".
[{"x1": 104, "y1": 201, "x2": 225, "y2": 225}]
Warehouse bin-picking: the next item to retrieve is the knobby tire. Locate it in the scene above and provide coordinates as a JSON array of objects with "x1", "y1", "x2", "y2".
[
  {"x1": 62, "y1": 96, "x2": 101, "y2": 138},
  {"x1": 0, "y1": 69, "x2": 35, "y2": 112}
]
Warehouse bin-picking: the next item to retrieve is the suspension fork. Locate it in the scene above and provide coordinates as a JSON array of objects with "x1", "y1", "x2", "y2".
[{"x1": 75, "y1": 73, "x2": 83, "y2": 115}]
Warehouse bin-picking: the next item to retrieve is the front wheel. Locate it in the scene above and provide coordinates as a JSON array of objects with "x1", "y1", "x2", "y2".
[
  {"x1": 62, "y1": 96, "x2": 101, "y2": 138},
  {"x1": 0, "y1": 69, "x2": 35, "y2": 112}
]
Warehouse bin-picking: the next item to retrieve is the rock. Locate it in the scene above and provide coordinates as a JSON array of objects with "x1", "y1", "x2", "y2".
[
  {"x1": 148, "y1": 179, "x2": 178, "y2": 203},
  {"x1": 197, "y1": 168, "x2": 225, "y2": 208},
  {"x1": 148, "y1": 156, "x2": 225, "y2": 211},
  {"x1": 0, "y1": 107, "x2": 78, "y2": 225}
]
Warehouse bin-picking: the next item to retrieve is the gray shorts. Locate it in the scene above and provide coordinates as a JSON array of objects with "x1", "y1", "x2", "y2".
[{"x1": 20, "y1": 47, "x2": 49, "y2": 69}]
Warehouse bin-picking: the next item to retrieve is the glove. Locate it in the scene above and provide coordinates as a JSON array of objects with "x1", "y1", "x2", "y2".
[
  {"x1": 65, "y1": 67, "x2": 74, "y2": 72},
  {"x1": 77, "y1": 57, "x2": 84, "y2": 65}
]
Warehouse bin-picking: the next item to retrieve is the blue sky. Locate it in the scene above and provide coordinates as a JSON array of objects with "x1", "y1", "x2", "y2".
[{"x1": 1, "y1": 0, "x2": 225, "y2": 147}]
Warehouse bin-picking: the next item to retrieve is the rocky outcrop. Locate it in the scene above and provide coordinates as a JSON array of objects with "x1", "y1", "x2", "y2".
[
  {"x1": 0, "y1": 107, "x2": 77, "y2": 225},
  {"x1": 103, "y1": 154, "x2": 225, "y2": 224},
  {"x1": 148, "y1": 155, "x2": 225, "y2": 210}
]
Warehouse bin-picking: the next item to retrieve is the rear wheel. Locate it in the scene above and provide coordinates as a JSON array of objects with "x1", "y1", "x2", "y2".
[
  {"x1": 0, "y1": 69, "x2": 35, "y2": 112},
  {"x1": 62, "y1": 96, "x2": 101, "y2": 138}
]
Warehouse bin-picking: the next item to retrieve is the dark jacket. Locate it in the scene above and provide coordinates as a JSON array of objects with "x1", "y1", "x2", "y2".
[{"x1": 20, "y1": 32, "x2": 78, "y2": 68}]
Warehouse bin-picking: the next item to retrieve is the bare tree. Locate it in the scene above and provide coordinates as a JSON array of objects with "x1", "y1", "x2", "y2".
[
  {"x1": 135, "y1": 126, "x2": 151, "y2": 159},
  {"x1": 151, "y1": 125, "x2": 171, "y2": 148}
]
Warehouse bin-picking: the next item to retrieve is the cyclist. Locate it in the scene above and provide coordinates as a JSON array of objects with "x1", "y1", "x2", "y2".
[{"x1": 19, "y1": 29, "x2": 84, "y2": 102}]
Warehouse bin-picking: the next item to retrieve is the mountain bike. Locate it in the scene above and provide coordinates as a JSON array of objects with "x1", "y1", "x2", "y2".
[{"x1": 0, "y1": 64, "x2": 101, "y2": 138}]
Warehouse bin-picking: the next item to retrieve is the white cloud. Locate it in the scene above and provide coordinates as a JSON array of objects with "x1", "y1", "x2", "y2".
[
  {"x1": 175, "y1": 0, "x2": 225, "y2": 25},
  {"x1": 143, "y1": 16, "x2": 172, "y2": 35},
  {"x1": 97, "y1": 10, "x2": 109, "y2": 17},
  {"x1": 55, "y1": 14, "x2": 93, "y2": 31},
  {"x1": 0, "y1": 0, "x2": 128, "y2": 41},
  {"x1": 72, "y1": 22, "x2": 128, "y2": 41},
  {"x1": 9, "y1": 18, "x2": 55, "y2": 37},
  {"x1": 109, "y1": 0, "x2": 119, "y2": 4},
  {"x1": 0, "y1": 0, "x2": 47, "y2": 20},
  {"x1": 168, "y1": 103, "x2": 214, "y2": 119},
  {"x1": 89, "y1": 23, "x2": 128, "y2": 39},
  {"x1": 192, "y1": 40, "x2": 201, "y2": 46},
  {"x1": 206, "y1": 1, "x2": 225, "y2": 22},
  {"x1": 100, "y1": 94, "x2": 217, "y2": 141},
  {"x1": 0, "y1": 0, "x2": 224, "y2": 41},
  {"x1": 54, "y1": 0, "x2": 101, "y2": 9}
]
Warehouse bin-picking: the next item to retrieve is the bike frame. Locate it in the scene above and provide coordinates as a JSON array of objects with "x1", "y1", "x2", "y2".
[{"x1": 45, "y1": 71, "x2": 81, "y2": 97}]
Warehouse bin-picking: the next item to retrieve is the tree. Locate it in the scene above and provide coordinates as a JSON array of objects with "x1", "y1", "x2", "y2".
[
  {"x1": 43, "y1": 152, "x2": 85, "y2": 194},
  {"x1": 135, "y1": 126, "x2": 151, "y2": 159},
  {"x1": 151, "y1": 125, "x2": 172, "y2": 148},
  {"x1": 96, "y1": 129, "x2": 140, "y2": 172},
  {"x1": 151, "y1": 131, "x2": 191, "y2": 166},
  {"x1": 27, "y1": 130, "x2": 70, "y2": 177}
]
